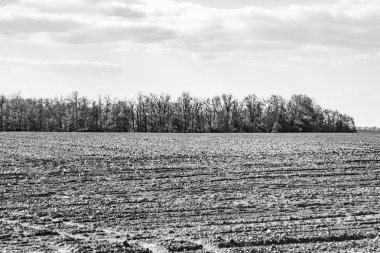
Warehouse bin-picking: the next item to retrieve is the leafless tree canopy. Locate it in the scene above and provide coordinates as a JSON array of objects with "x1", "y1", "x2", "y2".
[{"x1": 0, "y1": 92, "x2": 356, "y2": 133}]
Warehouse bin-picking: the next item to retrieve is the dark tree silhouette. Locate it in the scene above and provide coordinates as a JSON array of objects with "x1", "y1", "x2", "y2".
[{"x1": 0, "y1": 92, "x2": 357, "y2": 133}]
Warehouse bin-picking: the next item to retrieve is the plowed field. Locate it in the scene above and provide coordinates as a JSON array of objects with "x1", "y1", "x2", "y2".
[{"x1": 1, "y1": 133, "x2": 380, "y2": 252}]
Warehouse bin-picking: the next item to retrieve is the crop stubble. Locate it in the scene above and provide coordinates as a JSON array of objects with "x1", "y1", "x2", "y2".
[{"x1": 1, "y1": 132, "x2": 380, "y2": 252}]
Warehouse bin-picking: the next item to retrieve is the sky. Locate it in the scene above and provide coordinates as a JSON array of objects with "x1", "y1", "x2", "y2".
[{"x1": 0, "y1": 0, "x2": 379, "y2": 127}]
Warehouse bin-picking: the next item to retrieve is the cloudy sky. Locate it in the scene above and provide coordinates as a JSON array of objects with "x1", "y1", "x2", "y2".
[{"x1": 0, "y1": 0, "x2": 379, "y2": 126}]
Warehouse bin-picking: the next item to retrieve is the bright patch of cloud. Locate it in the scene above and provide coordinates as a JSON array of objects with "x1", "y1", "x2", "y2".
[
  {"x1": 288, "y1": 56, "x2": 354, "y2": 66},
  {"x1": 0, "y1": 57, "x2": 123, "y2": 74},
  {"x1": 1, "y1": 0, "x2": 380, "y2": 60}
]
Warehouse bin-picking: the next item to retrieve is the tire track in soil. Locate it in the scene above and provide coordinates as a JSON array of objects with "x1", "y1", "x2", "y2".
[
  {"x1": 68, "y1": 222, "x2": 222, "y2": 253},
  {"x1": 0, "y1": 218, "x2": 168, "y2": 253},
  {"x1": 191, "y1": 239, "x2": 225, "y2": 253},
  {"x1": 1, "y1": 218, "x2": 90, "y2": 252},
  {"x1": 66, "y1": 221, "x2": 222, "y2": 253},
  {"x1": 99, "y1": 226, "x2": 169, "y2": 253},
  {"x1": 101, "y1": 225, "x2": 223, "y2": 253},
  {"x1": 1, "y1": 218, "x2": 93, "y2": 242}
]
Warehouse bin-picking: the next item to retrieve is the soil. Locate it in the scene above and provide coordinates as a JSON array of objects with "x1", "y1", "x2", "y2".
[{"x1": 1, "y1": 132, "x2": 380, "y2": 252}]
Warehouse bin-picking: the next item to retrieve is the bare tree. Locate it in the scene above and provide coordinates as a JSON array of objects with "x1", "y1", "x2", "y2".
[
  {"x1": 243, "y1": 94, "x2": 263, "y2": 132},
  {"x1": 0, "y1": 95, "x2": 6, "y2": 132},
  {"x1": 221, "y1": 93, "x2": 233, "y2": 132},
  {"x1": 0, "y1": 92, "x2": 357, "y2": 133}
]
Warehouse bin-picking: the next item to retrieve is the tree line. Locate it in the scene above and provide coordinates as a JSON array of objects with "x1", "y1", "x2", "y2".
[
  {"x1": 357, "y1": 127, "x2": 380, "y2": 132},
  {"x1": 0, "y1": 92, "x2": 356, "y2": 133}
]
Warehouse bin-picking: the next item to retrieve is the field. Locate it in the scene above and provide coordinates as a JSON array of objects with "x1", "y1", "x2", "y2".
[{"x1": 1, "y1": 132, "x2": 380, "y2": 253}]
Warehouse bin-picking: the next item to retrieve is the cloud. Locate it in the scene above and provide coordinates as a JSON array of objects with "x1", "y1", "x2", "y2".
[
  {"x1": 100, "y1": 2, "x2": 145, "y2": 18},
  {"x1": 0, "y1": 0, "x2": 15, "y2": 6},
  {"x1": 0, "y1": 57, "x2": 123, "y2": 74},
  {"x1": 0, "y1": 14, "x2": 86, "y2": 34},
  {"x1": 287, "y1": 52, "x2": 379, "y2": 67},
  {"x1": 288, "y1": 56, "x2": 353, "y2": 66},
  {"x1": 57, "y1": 23, "x2": 176, "y2": 44},
  {"x1": 1, "y1": 0, "x2": 380, "y2": 59}
]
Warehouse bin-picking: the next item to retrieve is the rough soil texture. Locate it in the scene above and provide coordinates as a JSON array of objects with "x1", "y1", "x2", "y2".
[{"x1": 1, "y1": 132, "x2": 380, "y2": 253}]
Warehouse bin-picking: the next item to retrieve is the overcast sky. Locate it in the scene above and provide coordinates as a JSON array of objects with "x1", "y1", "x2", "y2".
[{"x1": 0, "y1": 0, "x2": 379, "y2": 126}]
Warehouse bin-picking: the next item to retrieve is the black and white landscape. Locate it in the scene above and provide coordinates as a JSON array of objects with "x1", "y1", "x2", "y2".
[{"x1": 1, "y1": 0, "x2": 380, "y2": 252}]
